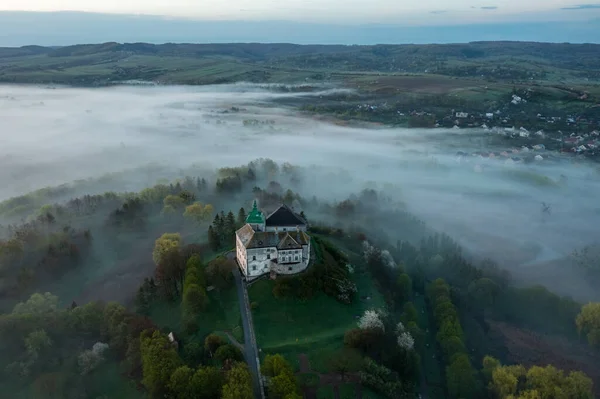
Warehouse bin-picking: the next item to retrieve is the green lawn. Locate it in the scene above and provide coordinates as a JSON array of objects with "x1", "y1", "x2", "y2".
[
  {"x1": 317, "y1": 385, "x2": 336, "y2": 399},
  {"x1": 250, "y1": 236, "x2": 385, "y2": 373},
  {"x1": 86, "y1": 361, "x2": 144, "y2": 399},
  {"x1": 149, "y1": 284, "x2": 241, "y2": 339},
  {"x1": 339, "y1": 383, "x2": 357, "y2": 399}
]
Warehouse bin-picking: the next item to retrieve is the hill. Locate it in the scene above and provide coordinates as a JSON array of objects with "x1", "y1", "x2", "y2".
[{"x1": 1, "y1": 41, "x2": 600, "y2": 86}]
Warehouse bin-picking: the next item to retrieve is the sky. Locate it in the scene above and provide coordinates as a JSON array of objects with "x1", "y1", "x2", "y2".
[{"x1": 2, "y1": 0, "x2": 600, "y2": 24}]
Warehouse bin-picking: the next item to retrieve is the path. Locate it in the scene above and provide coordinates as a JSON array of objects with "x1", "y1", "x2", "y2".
[{"x1": 233, "y1": 264, "x2": 265, "y2": 399}]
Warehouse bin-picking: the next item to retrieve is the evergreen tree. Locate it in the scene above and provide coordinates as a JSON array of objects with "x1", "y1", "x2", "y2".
[
  {"x1": 299, "y1": 211, "x2": 307, "y2": 223},
  {"x1": 208, "y1": 226, "x2": 220, "y2": 252},
  {"x1": 237, "y1": 207, "x2": 247, "y2": 227},
  {"x1": 226, "y1": 210, "x2": 236, "y2": 234},
  {"x1": 217, "y1": 211, "x2": 226, "y2": 241}
]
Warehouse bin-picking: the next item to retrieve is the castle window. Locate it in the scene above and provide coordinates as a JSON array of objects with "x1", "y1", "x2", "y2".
[
  {"x1": 288, "y1": 267, "x2": 292, "y2": 271},
  {"x1": 252, "y1": 266, "x2": 256, "y2": 271},
  {"x1": 252, "y1": 255, "x2": 256, "y2": 261},
  {"x1": 267, "y1": 254, "x2": 270, "y2": 259},
  {"x1": 295, "y1": 256, "x2": 298, "y2": 261}
]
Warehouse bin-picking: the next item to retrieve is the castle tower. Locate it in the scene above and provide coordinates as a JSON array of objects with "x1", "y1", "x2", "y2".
[{"x1": 245, "y1": 200, "x2": 265, "y2": 231}]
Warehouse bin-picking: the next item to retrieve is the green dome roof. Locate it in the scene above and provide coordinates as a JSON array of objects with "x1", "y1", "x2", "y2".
[{"x1": 246, "y1": 200, "x2": 265, "y2": 224}]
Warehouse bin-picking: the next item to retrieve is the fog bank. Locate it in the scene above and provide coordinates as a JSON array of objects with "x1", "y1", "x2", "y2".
[{"x1": 2, "y1": 84, "x2": 600, "y2": 300}]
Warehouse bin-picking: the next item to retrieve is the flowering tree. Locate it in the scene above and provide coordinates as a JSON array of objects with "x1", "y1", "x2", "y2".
[
  {"x1": 78, "y1": 342, "x2": 109, "y2": 375},
  {"x1": 358, "y1": 309, "x2": 385, "y2": 332},
  {"x1": 395, "y1": 322, "x2": 415, "y2": 350}
]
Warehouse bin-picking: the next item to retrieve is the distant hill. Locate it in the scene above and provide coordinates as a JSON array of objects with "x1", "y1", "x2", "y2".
[{"x1": 0, "y1": 11, "x2": 599, "y2": 47}]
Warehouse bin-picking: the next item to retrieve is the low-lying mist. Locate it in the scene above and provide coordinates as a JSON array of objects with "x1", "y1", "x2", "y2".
[{"x1": 2, "y1": 83, "x2": 600, "y2": 301}]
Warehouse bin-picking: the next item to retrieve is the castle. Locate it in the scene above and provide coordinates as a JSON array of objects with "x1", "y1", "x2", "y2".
[{"x1": 235, "y1": 201, "x2": 311, "y2": 279}]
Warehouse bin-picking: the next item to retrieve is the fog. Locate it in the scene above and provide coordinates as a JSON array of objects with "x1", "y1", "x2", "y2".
[{"x1": 2, "y1": 83, "x2": 600, "y2": 301}]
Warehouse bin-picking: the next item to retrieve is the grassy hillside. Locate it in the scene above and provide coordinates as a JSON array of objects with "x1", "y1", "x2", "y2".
[{"x1": 1, "y1": 41, "x2": 600, "y2": 86}]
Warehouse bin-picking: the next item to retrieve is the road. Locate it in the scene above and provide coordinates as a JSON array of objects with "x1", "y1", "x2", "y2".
[{"x1": 233, "y1": 265, "x2": 265, "y2": 399}]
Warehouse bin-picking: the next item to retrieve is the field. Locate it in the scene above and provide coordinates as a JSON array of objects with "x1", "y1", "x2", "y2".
[
  {"x1": 489, "y1": 320, "x2": 600, "y2": 393},
  {"x1": 249, "y1": 235, "x2": 384, "y2": 368},
  {"x1": 149, "y1": 277, "x2": 243, "y2": 341}
]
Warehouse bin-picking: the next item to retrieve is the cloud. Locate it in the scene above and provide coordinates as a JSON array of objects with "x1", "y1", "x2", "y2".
[
  {"x1": 430, "y1": 10, "x2": 448, "y2": 14},
  {"x1": 481, "y1": 6, "x2": 498, "y2": 10},
  {"x1": 560, "y1": 3, "x2": 600, "y2": 10},
  {"x1": 2, "y1": 83, "x2": 600, "y2": 303}
]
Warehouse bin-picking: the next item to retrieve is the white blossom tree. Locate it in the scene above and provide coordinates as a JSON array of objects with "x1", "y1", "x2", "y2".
[
  {"x1": 358, "y1": 309, "x2": 385, "y2": 332},
  {"x1": 395, "y1": 322, "x2": 415, "y2": 350},
  {"x1": 78, "y1": 342, "x2": 109, "y2": 375}
]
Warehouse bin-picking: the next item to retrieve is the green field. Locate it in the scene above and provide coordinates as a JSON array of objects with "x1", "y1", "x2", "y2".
[
  {"x1": 249, "y1": 236, "x2": 385, "y2": 373},
  {"x1": 149, "y1": 283, "x2": 242, "y2": 340}
]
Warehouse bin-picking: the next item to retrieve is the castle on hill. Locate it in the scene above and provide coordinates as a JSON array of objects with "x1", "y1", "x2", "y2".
[{"x1": 235, "y1": 200, "x2": 311, "y2": 279}]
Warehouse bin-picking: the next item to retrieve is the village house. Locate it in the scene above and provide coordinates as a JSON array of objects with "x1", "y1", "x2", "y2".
[{"x1": 235, "y1": 201, "x2": 311, "y2": 279}]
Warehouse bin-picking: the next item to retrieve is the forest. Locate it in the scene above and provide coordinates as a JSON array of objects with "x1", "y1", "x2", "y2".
[{"x1": 1, "y1": 158, "x2": 600, "y2": 399}]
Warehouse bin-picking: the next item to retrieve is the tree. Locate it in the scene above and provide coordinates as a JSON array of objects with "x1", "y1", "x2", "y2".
[
  {"x1": 401, "y1": 302, "x2": 419, "y2": 324},
  {"x1": 436, "y1": 319, "x2": 464, "y2": 344},
  {"x1": 262, "y1": 354, "x2": 293, "y2": 377},
  {"x1": 155, "y1": 247, "x2": 186, "y2": 300},
  {"x1": 440, "y1": 335, "x2": 465, "y2": 362},
  {"x1": 563, "y1": 370, "x2": 594, "y2": 399},
  {"x1": 328, "y1": 348, "x2": 364, "y2": 381},
  {"x1": 395, "y1": 322, "x2": 415, "y2": 351},
  {"x1": 25, "y1": 329, "x2": 53, "y2": 358},
  {"x1": 343, "y1": 328, "x2": 383, "y2": 353},
  {"x1": 222, "y1": 362, "x2": 253, "y2": 399},
  {"x1": 482, "y1": 355, "x2": 501, "y2": 384},
  {"x1": 183, "y1": 202, "x2": 214, "y2": 224},
  {"x1": 164, "y1": 194, "x2": 186, "y2": 210},
  {"x1": 237, "y1": 207, "x2": 247, "y2": 227},
  {"x1": 152, "y1": 233, "x2": 182, "y2": 266},
  {"x1": 396, "y1": 273, "x2": 413, "y2": 304},
  {"x1": 215, "y1": 344, "x2": 243, "y2": 363},
  {"x1": 576, "y1": 302, "x2": 600, "y2": 347},
  {"x1": 406, "y1": 321, "x2": 425, "y2": 350},
  {"x1": 225, "y1": 211, "x2": 237, "y2": 237},
  {"x1": 190, "y1": 366, "x2": 224, "y2": 399},
  {"x1": 13, "y1": 292, "x2": 59, "y2": 314},
  {"x1": 205, "y1": 257, "x2": 234, "y2": 290},
  {"x1": 169, "y1": 366, "x2": 194, "y2": 399},
  {"x1": 140, "y1": 330, "x2": 182, "y2": 398},
  {"x1": 208, "y1": 225, "x2": 220, "y2": 251},
  {"x1": 269, "y1": 370, "x2": 299, "y2": 399},
  {"x1": 183, "y1": 284, "x2": 208, "y2": 313},
  {"x1": 204, "y1": 334, "x2": 224, "y2": 358},
  {"x1": 357, "y1": 309, "x2": 385, "y2": 332},
  {"x1": 491, "y1": 365, "x2": 526, "y2": 399},
  {"x1": 468, "y1": 278, "x2": 500, "y2": 310},
  {"x1": 446, "y1": 353, "x2": 478, "y2": 399}
]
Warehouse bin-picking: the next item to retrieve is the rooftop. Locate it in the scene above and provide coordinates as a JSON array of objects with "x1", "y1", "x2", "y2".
[
  {"x1": 265, "y1": 203, "x2": 307, "y2": 227},
  {"x1": 246, "y1": 200, "x2": 265, "y2": 224}
]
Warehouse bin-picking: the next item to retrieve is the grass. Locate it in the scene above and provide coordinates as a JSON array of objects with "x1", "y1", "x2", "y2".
[
  {"x1": 339, "y1": 383, "x2": 357, "y2": 399},
  {"x1": 149, "y1": 284, "x2": 241, "y2": 339},
  {"x1": 317, "y1": 385, "x2": 336, "y2": 399},
  {"x1": 250, "y1": 235, "x2": 385, "y2": 373},
  {"x1": 87, "y1": 361, "x2": 144, "y2": 399}
]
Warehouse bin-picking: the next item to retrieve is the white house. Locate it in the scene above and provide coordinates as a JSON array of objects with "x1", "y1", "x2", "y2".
[
  {"x1": 456, "y1": 112, "x2": 469, "y2": 118},
  {"x1": 235, "y1": 201, "x2": 311, "y2": 279}
]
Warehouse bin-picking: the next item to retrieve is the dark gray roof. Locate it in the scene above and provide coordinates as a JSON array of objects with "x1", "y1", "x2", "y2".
[
  {"x1": 265, "y1": 204, "x2": 306, "y2": 227},
  {"x1": 236, "y1": 224, "x2": 310, "y2": 249},
  {"x1": 277, "y1": 233, "x2": 302, "y2": 250}
]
